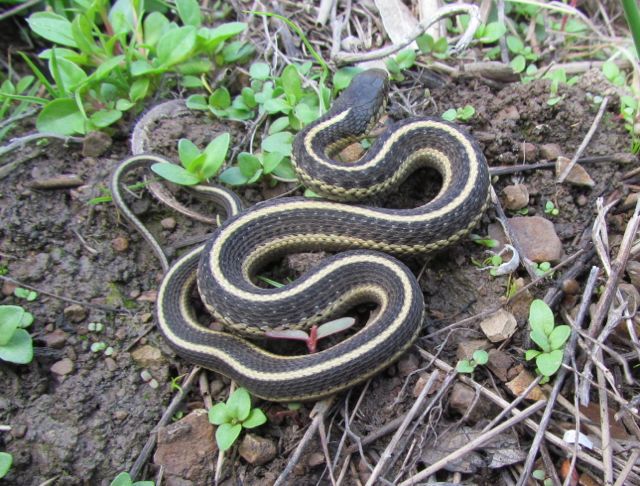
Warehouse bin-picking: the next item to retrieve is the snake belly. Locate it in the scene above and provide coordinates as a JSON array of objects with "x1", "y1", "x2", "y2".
[{"x1": 156, "y1": 68, "x2": 490, "y2": 402}]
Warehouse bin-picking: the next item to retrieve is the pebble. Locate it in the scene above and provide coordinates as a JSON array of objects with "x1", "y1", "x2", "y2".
[
  {"x1": 396, "y1": 352, "x2": 420, "y2": 376},
  {"x1": 1, "y1": 281, "x2": 16, "y2": 296},
  {"x1": 488, "y1": 216, "x2": 563, "y2": 263},
  {"x1": 161, "y1": 217, "x2": 177, "y2": 230},
  {"x1": 10, "y1": 424, "x2": 27, "y2": 439},
  {"x1": 502, "y1": 184, "x2": 529, "y2": 210},
  {"x1": 448, "y1": 383, "x2": 495, "y2": 423},
  {"x1": 486, "y1": 349, "x2": 515, "y2": 382},
  {"x1": 306, "y1": 452, "x2": 325, "y2": 467},
  {"x1": 63, "y1": 304, "x2": 87, "y2": 323},
  {"x1": 479, "y1": 309, "x2": 517, "y2": 342},
  {"x1": 50, "y1": 358, "x2": 74, "y2": 376},
  {"x1": 539, "y1": 143, "x2": 563, "y2": 160},
  {"x1": 111, "y1": 236, "x2": 129, "y2": 252},
  {"x1": 456, "y1": 339, "x2": 491, "y2": 361},
  {"x1": 556, "y1": 157, "x2": 595, "y2": 187},
  {"x1": 505, "y1": 370, "x2": 546, "y2": 401},
  {"x1": 519, "y1": 142, "x2": 538, "y2": 162},
  {"x1": 285, "y1": 252, "x2": 327, "y2": 275},
  {"x1": 104, "y1": 357, "x2": 118, "y2": 372},
  {"x1": 42, "y1": 329, "x2": 68, "y2": 349},
  {"x1": 137, "y1": 290, "x2": 158, "y2": 303},
  {"x1": 132, "y1": 345, "x2": 165, "y2": 368},
  {"x1": 576, "y1": 194, "x2": 589, "y2": 207},
  {"x1": 238, "y1": 433, "x2": 277, "y2": 465},
  {"x1": 561, "y1": 279, "x2": 580, "y2": 295},
  {"x1": 113, "y1": 410, "x2": 129, "y2": 421}
]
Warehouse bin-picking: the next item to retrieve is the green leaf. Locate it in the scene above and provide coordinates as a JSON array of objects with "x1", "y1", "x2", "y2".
[
  {"x1": 36, "y1": 99, "x2": 85, "y2": 135},
  {"x1": 242, "y1": 408, "x2": 267, "y2": 429},
  {"x1": 0, "y1": 452, "x2": 12, "y2": 479},
  {"x1": 395, "y1": 49, "x2": 416, "y2": 70},
  {"x1": 227, "y1": 388, "x2": 251, "y2": 421},
  {"x1": 602, "y1": 61, "x2": 620, "y2": 82},
  {"x1": 479, "y1": 22, "x2": 506, "y2": 43},
  {"x1": 143, "y1": 11, "x2": 170, "y2": 47},
  {"x1": 71, "y1": 14, "x2": 97, "y2": 55},
  {"x1": 221, "y1": 40, "x2": 254, "y2": 64},
  {"x1": 294, "y1": 103, "x2": 319, "y2": 126},
  {"x1": 109, "y1": 0, "x2": 138, "y2": 35},
  {"x1": 90, "y1": 109, "x2": 122, "y2": 128},
  {"x1": 263, "y1": 97, "x2": 291, "y2": 114},
  {"x1": 272, "y1": 157, "x2": 297, "y2": 180},
  {"x1": 176, "y1": 0, "x2": 202, "y2": 27},
  {"x1": 250, "y1": 62, "x2": 270, "y2": 81},
  {"x1": 456, "y1": 360, "x2": 475, "y2": 373},
  {"x1": 129, "y1": 77, "x2": 150, "y2": 102},
  {"x1": 261, "y1": 131, "x2": 293, "y2": 156},
  {"x1": 269, "y1": 116, "x2": 289, "y2": 134},
  {"x1": 532, "y1": 469, "x2": 546, "y2": 480},
  {"x1": 216, "y1": 423, "x2": 242, "y2": 451},
  {"x1": 110, "y1": 472, "x2": 133, "y2": 486},
  {"x1": 157, "y1": 26, "x2": 197, "y2": 68},
  {"x1": 536, "y1": 349, "x2": 563, "y2": 377},
  {"x1": 281, "y1": 64, "x2": 302, "y2": 103},
  {"x1": 530, "y1": 329, "x2": 551, "y2": 353},
  {"x1": 0, "y1": 328, "x2": 33, "y2": 364},
  {"x1": 548, "y1": 325, "x2": 571, "y2": 350},
  {"x1": 130, "y1": 60, "x2": 155, "y2": 77},
  {"x1": 432, "y1": 37, "x2": 448, "y2": 54},
  {"x1": 525, "y1": 349, "x2": 541, "y2": 361},
  {"x1": 201, "y1": 22, "x2": 247, "y2": 49},
  {"x1": 458, "y1": 105, "x2": 475, "y2": 120},
  {"x1": 416, "y1": 33, "x2": 434, "y2": 53},
  {"x1": 441, "y1": 108, "x2": 457, "y2": 121},
  {"x1": 238, "y1": 152, "x2": 262, "y2": 178},
  {"x1": 241, "y1": 87, "x2": 257, "y2": 109},
  {"x1": 262, "y1": 151, "x2": 284, "y2": 174},
  {"x1": 50, "y1": 56, "x2": 87, "y2": 93},
  {"x1": 529, "y1": 299, "x2": 554, "y2": 336},
  {"x1": 316, "y1": 317, "x2": 356, "y2": 339},
  {"x1": 94, "y1": 55, "x2": 125, "y2": 82},
  {"x1": 208, "y1": 402, "x2": 231, "y2": 425},
  {"x1": 201, "y1": 133, "x2": 230, "y2": 179},
  {"x1": 472, "y1": 349, "x2": 489, "y2": 365},
  {"x1": 506, "y1": 35, "x2": 524, "y2": 54},
  {"x1": 0, "y1": 305, "x2": 24, "y2": 345},
  {"x1": 178, "y1": 138, "x2": 201, "y2": 167},
  {"x1": 332, "y1": 67, "x2": 361, "y2": 92},
  {"x1": 511, "y1": 55, "x2": 526, "y2": 73},
  {"x1": 27, "y1": 12, "x2": 77, "y2": 48},
  {"x1": 210, "y1": 87, "x2": 231, "y2": 110},
  {"x1": 186, "y1": 94, "x2": 208, "y2": 110},
  {"x1": 151, "y1": 162, "x2": 200, "y2": 185},
  {"x1": 219, "y1": 166, "x2": 248, "y2": 186}
]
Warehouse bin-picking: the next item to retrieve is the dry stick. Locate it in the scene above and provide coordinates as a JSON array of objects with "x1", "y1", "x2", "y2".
[
  {"x1": 129, "y1": 367, "x2": 201, "y2": 480},
  {"x1": 273, "y1": 398, "x2": 335, "y2": 486},
  {"x1": 0, "y1": 274, "x2": 129, "y2": 315},
  {"x1": 613, "y1": 450, "x2": 640, "y2": 486},
  {"x1": 398, "y1": 400, "x2": 547, "y2": 486},
  {"x1": 364, "y1": 371, "x2": 440, "y2": 486},
  {"x1": 318, "y1": 419, "x2": 337, "y2": 486},
  {"x1": 515, "y1": 266, "x2": 600, "y2": 486},
  {"x1": 557, "y1": 96, "x2": 610, "y2": 183},
  {"x1": 0, "y1": 132, "x2": 84, "y2": 159},
  {"x1": 480, "y1": 375, "x2": 543, "y2": 433},
  {"x1": 597, "y1": 364, "x2": 614, "y2": 485},
  {"x1": 489, "y1": 154, "x2": 636, "y2": 177}
]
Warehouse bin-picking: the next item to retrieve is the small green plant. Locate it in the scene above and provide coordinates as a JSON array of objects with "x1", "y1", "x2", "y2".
[
  {"x1": 525, "y1": 299, "x2": 570, "y2": 384},
  {"x1": 266, "y1": 317, "x2": 356, "y2": 353},
  {"x1": 473, "y1": 21, "x2": 507, "y2": 45},
  {"x1": 532, "y1": 468, "x2": 553, "y2": 486},
  {"x1": 385, "y1": 49, "x2": 416, "y2": 82},
  {"x1": 0, "y1": 452, "x2": 12, "y2": 479},
  {"x1": 0, "y1": 305, "x2": 34, "y2": 364},
  {"x1": 13, "y1": 288, "x2": 38, "y2": 301},
  {"x1": 602, "y1": 60, "x2": 640, "y2": 154},
  {"x1": 151, "y1": 133, "x2": 230, "y2": 186},
  {"x1": 0, "y1": 75, "x2": 40, "y2": 142},
  {"x1": 208, "y1": 388, "x2": 267, "y2": 451},
  {"x1": 532, "y1": 261, "x2": 554, "y2": 278},
  {"x1": 470, "y1": 234, "x2": 499, "y2": 248},
  {"x1": 456, "y1": 349, "x2": 489, "y2": 374},
  {"x1": 543, "y1": 68, "x2": 579, "y2": 106},
  {"x1": 442, "y1": 105, "x2": 475, "y2": 122},
  {"x1": 110, "y1": 471, "x2": 154, "y2": 486},
  {"x1": 416, "y1": 33, "x2": 449, "y2": 57},
  {"x1": 544, "y1": 200, "x2": 559, "y2": 216},
  {"x1": 506, "y1": 34, "x2": 539, "y2": 80}
]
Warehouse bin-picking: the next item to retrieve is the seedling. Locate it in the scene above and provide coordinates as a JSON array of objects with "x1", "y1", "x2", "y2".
[
  {"x1": 543, "y1": 68, "x2": 579, "y2": 106},
  {"x1": 0, "y1": 452, "x2": 12, "y2": 479},
  {"x1": 544, "y1": 200, "x2": 559, "y2": 216},
  {"x1": 90, "y1": 341, "x2": 113, "y2": 356},
  {"x1": 151, "y1": 134, "x2": 230, "y2": 186},
  {"x1": 13, "y1": 288, "x2": 37, "y2": 301},
  {"x1": 442, "y1": 105, "x2": 475, "y2": 122},
  {"x1": 525, "y1": 300, "x2": 571, "y2": 383},
  {"x1": 470, "y1": 234, "x2": 499, "y2": 248},
  {"x1": 456, "y1": 349, "x2": 489, "y2": 374},
  {"x1": 532, "y1": 261, "x2": 554, "y2": 278},
  {"x1": 208, "y1": 388, "x2": 267, "y2": 452},
  {"x1": 416, "y1": 33, "x2": 449, "y2": 57},
  {"x1": 266, "y1": 317, "x2": 356, "y2": 353},
  {"x1": 532, "y1": 469, "x2": 553, "y2": 486},
  {"x1": 87, "y1": 322, "x2": 104, "y2": 333},
  {"x1": 109, "y1": 471, "x2": 154, "y2": 486},
  {"x1": 506, "y1": 34, "x2": 539, "y2": 77},
  {"x1": 0, "y1": 305, "x2": 34, "y2": 364},
  {"x1": 385, "y1": 49, "x2": 416, "y2": 82}
]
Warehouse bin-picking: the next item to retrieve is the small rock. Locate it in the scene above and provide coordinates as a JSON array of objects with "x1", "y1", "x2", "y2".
[
  {"x1": 456, "y1": 339, "x2": 491, "y2": 361},
  {"x1": 161, "y1": 217, "x2": 177, "y2": 230},
  {"x1": 479, "y1": 309, "x2": 518, "y2": 343},
  {"x1": 495, "y1": 106, "x2": 520, "y2": 121},
  {"x1": 238, "y1": 433, "x2": 277, "y2": 466},
  {"x1": 412, "y1": 372, "x2": 440, "y2": 397},
  {"x1": 111, "y1": 236, "x2": 129, "y2": 252},
  {"x1": 448, "y1": 383, "x2": 495, "y2": 423},
  {"x1": 154, "y1": 409, "x2": 217, "y2": 483},
  {"x1": 486, "y1": 349, "x2": 515, "y2": 382},
  {"x1": 622, "y1": 192, "x2": 639, "y2": 210},
  {"x1": 104, "y1": 357, "x2": 118, "y2": 372},
  {"x1": 505, "y1": 370, "x2": 546, "y2": 401},
  {"x1": 561, "y1": 279, "x2": 580, "y2": 295},
  {"x1": 10, "y1": 424, "x2": 27, "y2": 439},
  {"x1": 306, "y1": 452, "x2": 325, "y2": 467},
  {"x1": 1, "y1": 281, "x2": 17, "y2": 296},
  {"x1": 64, "y1": 304, "x2": 87, "y2": 323},
  {"x1": 502, "y1": 184, "x2": 529, "y2": 210},
  {"x1": 51, "y1": 358, "x2": 74, "y2": 376},
  {"x1": 488, "y1": 216, "x2": 563, "y2": 263},
  {"x1": 114, "y1": 410, "x2": 129, "y2": 421},
  {"x1": 132, "y1": 345, "x2": 165, "y2": 368},
  {"x1": 396, "y1": 352, "x2": 420, "y2": 376},
  {"x1": 556, "y1": 157, "x2": 595, "y2": 188},
  {"x1": 338, "y1": 142, "x2": 364, "y2": 163},
  {"x1": 42, "y1": 329, "x2": 68, "y2": 349},
  {"x1": 285, "y1": 252, "x2": 327, "y2": 275},
  {"x1": 576, "y1": 194, "x2": 589, "y2": 207},
  {"x1": 137, "y1": 290, "x2": 158, "y2": 303},
  {"x1": 519, "y1": 142, "x2": 538, "y2": 162},
  {"x1": 82, "y1": 131, "x2": 112, "y2": 157},
  {"x1": 140, "y1": 312, "x2": 153, "y2": 323},
  {"x1": 539, "y1": 143, "x2": 563, "y2": 160}
]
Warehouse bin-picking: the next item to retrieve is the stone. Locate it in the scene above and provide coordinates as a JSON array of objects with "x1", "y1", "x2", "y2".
[
  {"x1": 488, "y1": 216, "x2": 563, "y2": 263},
  {"x1": 285, "y1": 252, "x2": 327, "y2": 275},
  {"x1": 519, "y1": 142, "x2": 538, "y2": 162},
  {"x1": 82, "y1": 131, "x2": 112, "y2": 157},
  {"x1": 63, "y1": 304, "x2": 87, "y2": 323},
  {"x1": 306, "y1": 452, "x2": 325, "y2": 467},
  {"x1": 1, "y1": 281, "x2": 16, "y2": 296},
  {"x1": 111, "y1": 236, "x2": 129, "y2": 252},
  {"x1": 479, "y1": 309, "x2": 518, "y2": 342},
  {"x1": 561, "y1": 279, "x2": 580, "y2": 295},
  {"x1": 131, "y1": 345, "x2": 165, "y2": 368},
  {"x1": 238, "y1": 433, "x2": 277, "y2": 465},
  {"x1": 396, "y1": 352, "x2": 420, "y2": 376},
  {"x1": 50, "y1": 358, "x2": 74, "y2": 376},
  {"x1": 556, "y1": 157, "x2": 595, "y2": 187},
  {"x1": 154, "y1": 409, "x2": 217, "y2": 483},
  {"x1": 161, "y1": 217, "x2": 177, "y2": 230},
  {"x1": 502, "y1": 184, "x2": 529, "y2": 210},
  {"x1": 448, "y1": 383, "x2": 495, "y2": 423},
  {"x1": 486, "y1": 349, "x2": 515, "y2": 382},
  {"x1": 338, "y1": 142, "x2": 364, "y2": 163},
  {"x1": 42, "y1": 329, "x2": 68, "y2": 349},
  {"x1": 456, "y1": 339, "x2": 491, "y2": 361},
  {"x1": 137, "y1": 290, "x2": 158, "y2": 303},
  {"x1": 495, "y1": 105, "x2": 520, "y2": 121},
  {"x1": 576, "y1": 194, "x2": 589, "y2": 207},
  {"x1": 539, "y1": 143, "x2": 563, "y2": 160},
  {"x1": 505, "y1": 370, "x2": 546, "y2": 401}
]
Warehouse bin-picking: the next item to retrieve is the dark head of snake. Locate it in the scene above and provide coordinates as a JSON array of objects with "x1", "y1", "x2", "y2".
[{"x1": 118, "y1": 69, "x2": 493, "y2": 401}]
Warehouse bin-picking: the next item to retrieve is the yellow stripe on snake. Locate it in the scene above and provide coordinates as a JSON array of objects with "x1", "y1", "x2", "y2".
[{"x1": 111, "y1": 69, "x2": 490, "y2": 402}]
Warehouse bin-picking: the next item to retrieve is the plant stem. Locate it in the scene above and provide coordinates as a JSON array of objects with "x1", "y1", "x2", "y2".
[{"x1": 622, "y1": 0, "x2": 640, "y2": 59}]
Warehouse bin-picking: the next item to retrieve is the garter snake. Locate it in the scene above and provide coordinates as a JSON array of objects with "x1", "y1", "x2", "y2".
[{"x1": 112, "y1": 69, "x2": 490, "y2": 402}]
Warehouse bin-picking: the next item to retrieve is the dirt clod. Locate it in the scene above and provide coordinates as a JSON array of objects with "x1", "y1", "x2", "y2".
[{"x1": 239, "y1": 433, "x2": 277, "y2": 466}]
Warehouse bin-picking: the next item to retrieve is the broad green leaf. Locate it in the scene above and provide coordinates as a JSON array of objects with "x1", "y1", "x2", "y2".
[
  {"x1": 261, "y1": 131, "x2": 293, "y2": 156},
  {"x1": 109, "y1": 472, "x2": 132, "y2": 486},
  {"x1": 432, "y1": 37, "x2": 448, "y2": 54},
  {"x1": 395, "y1": 49, "x2": 416, "y2": 70},
  {"x1": 262, "y1": 151, "x2": 284, "y2": 174},
  {"x1": 130, "y1": 60, "x2": 155, "y2": 77},
  {"x1": 0, "y1": 452, "x2": 12, "y2": 479},
  {"x1": 27, "y1": 12, "x2": 77, "y2": 48},
  {"x1": 93, "y1": 55, "x2": 125, "y2": 82},
  {"x1": 506, "y1": 35, "x2": 524, "y2": 54},
  {"x1": 108, "y1": 0, "x2": 139, "y2": 35},
  {"x1": 525, "y1": 349, "x2": 541, "y2": 361},
  {"x1": 157, "y1": 26, "x2": 197, "y2": 68},
  {"x1": 332, "y1": 67, "x2": 361, "y2": 92},
  {"x1": 129, "y1": 77, "x2": 150, "y2": 102},
  {"x1": 182, "y1": 75, "x2": 203, "y2": 88},
  {"x1": 530, "y1": 329, "x2": 551, "y2": 353},
  {"x1": 0, "y1": 329, "x2": 33, "y2": 364},
  {"x1": 202, "y1": 133, "x2": 230, "y2": 179},
  {"x1": 511, "y1": 55, "x2": 526, "y2": 73},
  {"x1": 151, "y1": 162, "x2": 200, "y2": 185},
  {"x1": 242, "y1": 408, "x2": 267, "y2": 429},
  {"x1": 50, "y1": 56, "x2": 87, "y2": 93},
  {"x1": 36, "y1": 98, "x2": 85, "y2": 135},
  {"x1": 281, "y1": 64, "x2": 302, "y2": 104},
  {"x1": 238, "y1": 152, "x2": 261, "y2": 178},
  {"x1": 201, "y1": 22, "x2": 247, "y2": 49},
  {"x1": 294, "y1": 102, "x2": 319, "y2": 126},
  {"x1": 441, "y1": 108, "x2": 457, "y2": 121},
  {"x1": 548, "y1": 325, "x2": 571, "y2": 350},
  {"x1": 241, "y1": 87, "x2": 257, "y2": 109},
  {"x1": 219, "y1": 166, "x2": 248, "y2": 186},
  {"x1": 186, "y1": 94, "x2": 208, "y2": 110},
  {"x1": 227, "y1": 387, "x2": 251, "y2": 421},
  {"x1": 176, "y1": 0, "x2": 202, "y2": 27},
  {"x1": 210, "y1": 87, "x2": 231, "y2": 109},
  {"x1": 185, "y1": 153, "x2": 206, "y2": 175},
  {"x1": 71, "y1": 14, "x2": 97, "y2": 55},
  {"x1": 529, "y1": 299, "x2": 554, "y2": 336},
  {"x1": 250, "y1": 62, "x2": 270, "y2": 80},
  {"x1": 456, "y1": 360, "x2": 475, "y2": 373},
  {"x1": 216, "y1": 423, "x2": 242, "y2": 451},
  {"x1": 263, "y1": 97, "x2": 291, "y2": 114},
  {"x1": 536, "y1": 349, "x2": 563, "y2": 377},
  {"x1": 269, "y1": 116, "x2": 289, "y2": 134},
  {"x1": 90, "y1": 109, "x2": 122, "y2": 128},
  {"x1": 479, "y1": 22, "x2": 506, "y2": 43},
  {"x1": 221, "y1": 40, "x2": 254, "y2": 64},
  {"x1": 144, "y1": 11, "x2": 170, "y2": 47},
  {"x1": 272, "y1": 157, "x2": 297, "y2": 180},
  {"x1": 602, "y1": 61, "x2": 620, "y2": 82},
  {"x1": 472, "y1": 349, "x2": 488, "y2": 365},
  {"x1": 386, "y1": 57, "x2": 400, "y2": 74},
  {"x1": 178, "y1": 138, "x2": 201, "y2": 167},
  {"x1": 0, "y1": 305, "x2": 23, "y2": 345},
  {"x1": 116, "y1": 99, "x2": 135, "y2": 111},
  {"x1": 208, "y1": 402, "x2": 231, "y2": 425}
]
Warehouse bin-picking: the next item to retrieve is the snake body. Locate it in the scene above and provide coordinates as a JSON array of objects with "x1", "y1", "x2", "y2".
[{"x1": 113, "y1": 69, "x2": 490, "y2": 402}]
